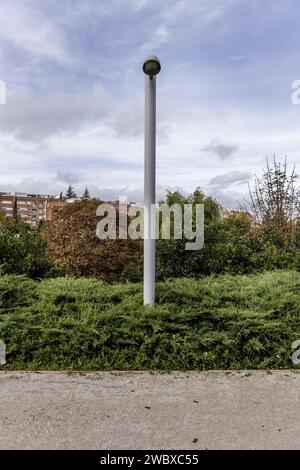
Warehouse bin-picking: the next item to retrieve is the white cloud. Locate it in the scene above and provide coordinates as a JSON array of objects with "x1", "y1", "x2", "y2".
[
  {"x1": 0, "y1": 0, "x2": 70, "y2": 63},
  {"x1": 0, "y1": 85, "x2": 112, "y2": 140},
  {"x1": 141, "y1": 0, "x2": 245, "y2": 51},
  {"x1": 209, "y1": 171, "x2": 251, "y2": 186},
  {"x1": 206, "y1": 186, "x2": 246, "y2": 209}
]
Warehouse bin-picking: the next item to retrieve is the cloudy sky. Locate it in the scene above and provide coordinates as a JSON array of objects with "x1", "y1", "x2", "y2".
[{"x1": 0, "y1": 0, "x2": 300, "y2": 207}]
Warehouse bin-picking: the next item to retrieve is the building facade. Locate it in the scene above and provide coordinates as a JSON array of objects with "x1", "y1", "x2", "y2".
[{"x1": 0, "y1": 192, "x2": 55, "y2": 228}]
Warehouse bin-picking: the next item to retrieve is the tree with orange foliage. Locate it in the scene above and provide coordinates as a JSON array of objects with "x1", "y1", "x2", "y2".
[{"x1": 43, "y1": 199, "x2": 142, "y2": 282}]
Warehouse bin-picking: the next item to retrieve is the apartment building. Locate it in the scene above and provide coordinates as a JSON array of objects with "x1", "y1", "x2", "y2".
[{"x1": 0, "y1": 192, "x2": 53, "y2": 228}]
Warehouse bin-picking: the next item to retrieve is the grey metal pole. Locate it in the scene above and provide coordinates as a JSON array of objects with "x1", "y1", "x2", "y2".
[{"x1": 144, "y1": 74, "x2": 156, "y2": 306}]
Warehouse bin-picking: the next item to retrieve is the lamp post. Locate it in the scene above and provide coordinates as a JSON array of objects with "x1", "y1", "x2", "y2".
[{"x1": 143, "y1": 55, "x2": 161, "y2": 307}]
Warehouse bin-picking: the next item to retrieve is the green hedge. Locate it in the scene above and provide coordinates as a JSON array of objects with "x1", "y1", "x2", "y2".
[{"x1": 0, "y1": 271, "x2": 300, "y2": 370}]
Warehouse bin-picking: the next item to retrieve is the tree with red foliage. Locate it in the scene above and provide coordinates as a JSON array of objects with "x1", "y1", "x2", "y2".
[{"x1": 43, "y1": 199, "x2": 142, "y2": 282}]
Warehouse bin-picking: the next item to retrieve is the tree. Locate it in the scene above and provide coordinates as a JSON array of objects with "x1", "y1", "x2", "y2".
[
  {"x1": 65, "y1": 185, "x2": 77, "y2": 199},
  {"x1": 82, "y1": 187, "x2": 90, "y2": 199},
  {"x1": 156, "y1": 188, "x2": 221, "y2": 279},
  {"x1": 249, "y1": 156, "x2": 300, "y2": 236},
  {"x1": 43, "y1": 199, "x2": 142, "y2": 282},
  {"x1": 13, "y1": 197, "x2": 18, "y2": 221}
]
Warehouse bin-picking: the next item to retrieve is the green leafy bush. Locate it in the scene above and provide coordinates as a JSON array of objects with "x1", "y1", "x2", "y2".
[
  {"x1": 0, "y1": 217, "x2": 55, "y2": 278},
  {"x1": 157, "y1": 212, "x2": 300, "y2": 279}
]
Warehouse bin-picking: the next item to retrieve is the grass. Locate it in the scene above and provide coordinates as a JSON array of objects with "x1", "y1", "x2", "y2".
[{"x1": 0, "y1": 271, "x2": 300, "y2": 370}]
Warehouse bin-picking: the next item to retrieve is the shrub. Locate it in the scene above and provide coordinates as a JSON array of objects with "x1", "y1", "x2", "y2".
[
  {"x1": 0, "y1": 217, "x2": 54, "y2": 278},
  {"x1": 0, "y1": 271, "x2": 300, "y2": 370}
]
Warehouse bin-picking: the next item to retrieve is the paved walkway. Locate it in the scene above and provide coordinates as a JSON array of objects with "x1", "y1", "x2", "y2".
[{"x1": 0, "y1": 371, "x2": 299, "y2": 449}]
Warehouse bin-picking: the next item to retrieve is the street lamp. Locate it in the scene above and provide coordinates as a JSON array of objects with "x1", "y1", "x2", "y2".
[{"x1": 143, "y1": 55, "x2": 161, "y2": 306}]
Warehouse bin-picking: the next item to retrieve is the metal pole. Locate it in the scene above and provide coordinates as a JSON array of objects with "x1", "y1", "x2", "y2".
[{"x1": 144, "y1": 75, "x2": 156, "y2": 306}]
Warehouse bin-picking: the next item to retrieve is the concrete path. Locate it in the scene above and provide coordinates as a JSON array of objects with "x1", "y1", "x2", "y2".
[{"x1": 0, "y1": 371, "x2": 299, "y2": 450}]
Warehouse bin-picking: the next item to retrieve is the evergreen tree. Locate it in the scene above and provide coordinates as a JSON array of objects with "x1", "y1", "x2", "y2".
[
  {"x1": 13, "y1": 197, "x2": 18, "y2": 220},
  {"x1": 65, "y1": 185, "x2": 77, "y2": 199},
  {"x1": 82, "y1": 187, "x2": 90, "y2": 199}
]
